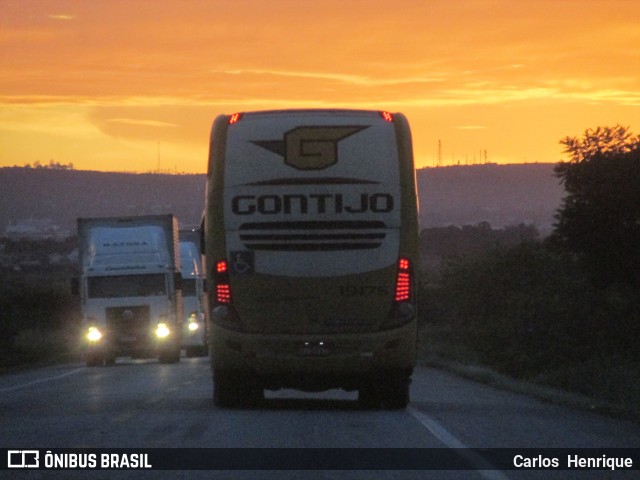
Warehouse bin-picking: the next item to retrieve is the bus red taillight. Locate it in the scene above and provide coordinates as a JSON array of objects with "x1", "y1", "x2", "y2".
[
  {"x1": 216, "y1": 284, "x2": 231, "y2": 304},
  {"x1": 394, "y1": 257, "x2": 411, "y2": 302},
  {"x1": 215, "y1": 260, "x2": 232, "y2": 304},
  {"x1": 228, "y1": 113, "x2": 242, "y2": 125}
]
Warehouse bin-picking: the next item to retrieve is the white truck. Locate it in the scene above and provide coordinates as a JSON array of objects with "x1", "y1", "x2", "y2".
[
  {"x1": 76, "y1": 215, "x2": 183, "y2": 366},
  {"x1": 179, "y1": 229, "x2": 209, "y2": 357}
]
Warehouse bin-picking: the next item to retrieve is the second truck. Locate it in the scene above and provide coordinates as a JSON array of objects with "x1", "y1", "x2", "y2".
[{"x1": 179, "y1": 228, "x2": 209, "y2": 357}]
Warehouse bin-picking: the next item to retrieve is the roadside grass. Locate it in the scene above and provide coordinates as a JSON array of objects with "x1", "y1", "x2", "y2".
[
  {"x1": 1, "y1": 274, "x2": 82, "y2": 373},
  {"x1": 0, "y1": 328, "x2": 82, "y2": 373},
  {"x1": 417, "y1": 224, "x2": 640, "y2": 422},
  {"x1": 418, "y1": 321, "x2": 640, "y2": 420},
  {"x1": 531, "y1": 356, "x2": 640, "y2": 418}
]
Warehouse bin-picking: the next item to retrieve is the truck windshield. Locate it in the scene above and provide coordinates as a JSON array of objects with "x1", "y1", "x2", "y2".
[{"x1": 87, "y1": 274, "x2": 166, "y2": 298}]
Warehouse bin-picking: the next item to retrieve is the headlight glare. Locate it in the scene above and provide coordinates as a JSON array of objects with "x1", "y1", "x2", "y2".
[
  {"x1": 86, "y1": 326, "x2": 102, "y2": 342},
  {"x1": 156, "y1": 322, "x2": 171, "y2": 338}
]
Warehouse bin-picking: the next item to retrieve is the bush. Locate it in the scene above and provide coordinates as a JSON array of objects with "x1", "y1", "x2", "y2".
[
  {"x1": 0, "y1": 280, "x2": 80, "y2": 368},
  {"x1": 421, "y1": 242, "x2": 639, "y2": 379}
]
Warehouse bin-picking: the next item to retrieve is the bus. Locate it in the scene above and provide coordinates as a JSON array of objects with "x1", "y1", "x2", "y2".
[{"x1": 203, "y1": 109, "x2": 419, "y2": 408}]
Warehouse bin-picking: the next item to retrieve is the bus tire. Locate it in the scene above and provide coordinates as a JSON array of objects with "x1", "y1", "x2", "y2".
[
  {"x1": 359, "y1": 370, "x2": 411, "y2": 410},
  {"x1": 213, "y1": 370, "x2": 263, "y2": 408}
]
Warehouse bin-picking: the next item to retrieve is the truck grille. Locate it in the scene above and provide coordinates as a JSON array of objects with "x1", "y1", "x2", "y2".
[{"x1": 106, "y1": 305, "x2": 150, "y2": 346}]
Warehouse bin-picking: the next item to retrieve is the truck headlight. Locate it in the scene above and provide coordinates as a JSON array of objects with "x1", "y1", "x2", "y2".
[
  {"x1": 156, "y1": 322, "x2": 171, "y2": 338},
  {"x1": 86, "y1": 326, "x2": 103, "y2": 342},
  {"x1": 188, "y1": 321, "x2": 199, "y2": 332}
]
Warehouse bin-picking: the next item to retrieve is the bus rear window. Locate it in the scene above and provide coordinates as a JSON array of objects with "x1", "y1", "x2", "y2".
[{"x1": 221, "y1": 111, "x2": 402, "y2": 277}]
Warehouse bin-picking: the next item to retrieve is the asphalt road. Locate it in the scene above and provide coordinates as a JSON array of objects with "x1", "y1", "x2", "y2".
[{"x1": 1, "y1": 357, "x2": 639, "y2": 479}]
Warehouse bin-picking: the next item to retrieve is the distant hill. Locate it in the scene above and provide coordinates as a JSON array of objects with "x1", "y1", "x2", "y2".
[
  {"x1": 417, "y1": 163, "x2": 564, "y2": 234},
  {"x1": 0, "y1": 164, "x2": 565, "y2": 237},
  {"x1": 0, "y1": 168, "x2": 206, "y2": 236}
]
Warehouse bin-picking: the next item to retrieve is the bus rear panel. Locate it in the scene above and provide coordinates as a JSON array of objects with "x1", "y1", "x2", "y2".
[{"x1": 204, "y1": 109, "x2": 419, "y2": 408}]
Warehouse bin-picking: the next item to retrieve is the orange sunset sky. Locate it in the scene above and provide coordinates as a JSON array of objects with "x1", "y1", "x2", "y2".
[{"x1": 1, "y1": 0, "x2": 639, "y2": 173}]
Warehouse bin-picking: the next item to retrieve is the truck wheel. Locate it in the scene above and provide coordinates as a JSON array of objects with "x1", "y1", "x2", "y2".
[
  {"x1": 159, "y1": 348, "x2": 181, "y2": 364},
  {"x1": 171, "y1": 350, "x2": 181, "y2": 363},
  {"x1": 104, "y1": 353, "x2": 116, "y2": 366},
  {"x1": 86, "y1": 352, "x2": 103, "y2": 367}
]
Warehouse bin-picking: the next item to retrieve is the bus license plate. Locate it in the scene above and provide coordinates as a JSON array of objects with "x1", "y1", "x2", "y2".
[{"x1": 299, "y1": 343, "x2": 330, "y2": 357}]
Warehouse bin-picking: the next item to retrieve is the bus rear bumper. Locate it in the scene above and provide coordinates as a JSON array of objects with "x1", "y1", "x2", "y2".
[{"x1": 210, "y1": 323, "x2": 416, "y2": 391}]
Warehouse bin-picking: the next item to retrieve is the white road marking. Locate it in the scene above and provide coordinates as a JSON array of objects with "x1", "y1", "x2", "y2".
[
  {"x1": 407, "y1": 405, "x2": 510, "y2": 480},
  {"x1": 0, "y1": 367, "x2": 83, "y2": 393}
]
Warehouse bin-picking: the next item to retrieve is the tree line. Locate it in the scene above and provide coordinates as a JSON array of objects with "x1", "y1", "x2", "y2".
[
  {"x1": 15, "y1": 160, "x2": 75, "y2": 170},
  {"x1": 421, "y1": 125, "x2": 640, "y2": 411}
]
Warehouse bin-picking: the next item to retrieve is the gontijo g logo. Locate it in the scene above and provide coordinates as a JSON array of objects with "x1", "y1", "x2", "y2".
[
  {"x1": 252, "y1": 125, "x2": 368, "y2": 170},
  {"x1": 8, "y1": 450, "x2": 39, "y2": 468}
]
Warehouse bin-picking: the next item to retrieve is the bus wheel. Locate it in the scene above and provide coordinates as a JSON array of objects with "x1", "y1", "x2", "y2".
[
  {"x1": 359, "y1": 370, "x2": 411, "y2": 410},
  {"x1": 213, "y1": 370, "x2": 263, "y2": 408}
]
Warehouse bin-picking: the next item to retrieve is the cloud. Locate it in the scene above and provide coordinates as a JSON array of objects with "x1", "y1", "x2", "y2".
[
  {"x1": 105, "y1": 118, "x2": 179, "y2": 128},
  {"x1": 452, "y1": 125, "x2": 487, "y2": 130},
  {"x1": 48, "y1": 14, "x2": 76, "y2": 21},
  {"x1": 219, "y1": 69, "x2": 445, "y2": 87}
]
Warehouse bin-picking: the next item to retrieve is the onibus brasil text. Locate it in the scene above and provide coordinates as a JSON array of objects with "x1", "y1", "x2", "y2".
[{"x1": 41, "y1": 451, "x2": 151, "y2": 469}]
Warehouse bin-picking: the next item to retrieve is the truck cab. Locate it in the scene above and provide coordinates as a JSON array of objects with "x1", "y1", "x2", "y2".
[{"x1": 77, "y1": 216, "x2": 183, "y2": 366}]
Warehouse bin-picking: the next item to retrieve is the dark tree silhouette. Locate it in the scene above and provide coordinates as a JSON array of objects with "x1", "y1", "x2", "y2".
[{"x1": 552, "y1": 126, "x2": 640, "y2": 289}]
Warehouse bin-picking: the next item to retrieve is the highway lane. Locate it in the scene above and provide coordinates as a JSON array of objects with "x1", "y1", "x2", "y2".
[{"x1": 1, "y1": 357, "x2": 639, "y2": 479}]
